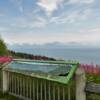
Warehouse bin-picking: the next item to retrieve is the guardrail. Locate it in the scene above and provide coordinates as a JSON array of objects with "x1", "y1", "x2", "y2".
[
  {"x1": 7, "y1": 70, "x2": 72, "y2": 100},
  {"x1": 0, "y1": 66, "x2": 75, "y2": 100},
  {"x1": 0, "y1": 60, "x2": 87, "y2": 100}
]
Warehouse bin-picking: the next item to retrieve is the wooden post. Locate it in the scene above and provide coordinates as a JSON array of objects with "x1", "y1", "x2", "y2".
[
  {"x1": 68, "y1": 85, "x2": 70, "y2": 100},
  {"x1": 75, "y1": 67, "x2": 86, "y2": 100},
  {"x1": 0, "y1": 62, "x2": 9, "y2": 92},
  {"x1": 2, "y1": 70, "x2": 8, "y2": 92}
]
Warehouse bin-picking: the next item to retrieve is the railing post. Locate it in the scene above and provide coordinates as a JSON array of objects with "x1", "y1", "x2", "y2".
[
  {"x1": 68, "y1": 85, "x2": 70, "y2": 100},
  {"x1": 2, "y1": 70, "x2": 8, "y2": 93},
  {"x1": 75, "y1": 67, "x2": 86, "y2": 100}
]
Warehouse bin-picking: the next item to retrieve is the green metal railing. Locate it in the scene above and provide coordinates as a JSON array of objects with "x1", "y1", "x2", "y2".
[{"x1": 0, "y1": 59, "x2": 78, "y2": 100}]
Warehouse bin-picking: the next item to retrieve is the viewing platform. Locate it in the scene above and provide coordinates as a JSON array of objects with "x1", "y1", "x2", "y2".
[{"x1": 0, "y1": 59, "x2": 86, "y2": 100}]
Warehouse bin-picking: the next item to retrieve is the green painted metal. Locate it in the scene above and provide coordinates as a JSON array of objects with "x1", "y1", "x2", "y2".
[
  {"x1": 6, "y1": 59, "x2": 78, "y2": 84},
  {"x1": 14, "y1": 59, "x2": 78, "y2": 65},
  {"x1": 65, "y1": 64, "x2": 78, "y2": 83},
  {"x1": 43, "y1": 64, "x2": 78, "y2": 84}
]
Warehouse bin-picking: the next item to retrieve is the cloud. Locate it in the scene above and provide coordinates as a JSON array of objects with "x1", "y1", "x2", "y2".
[
  {"x1": 79, "y1": 28, "x2": 100, "y2": 44},
  {"x1": 1, "y1": 26, "x2": 100, "y2": 45},
  {"x1": 32, "y1": 9, "x2": 41, "y2": 15},
  {"x1": 10, "y1": 16, "x2": 47, "y2": 29},
  {"x1": 1, "y1": 0, "x2": 99, "y2": 45},
  {"x1": 50, "y1": 9, "x2": 92, "y2": 24},
  {"x1": 37, "y1": 0, "x2": 64, "y2": 16},
  {"x1": 69, "y1": 0, "x2": 95, "y2": 4}
]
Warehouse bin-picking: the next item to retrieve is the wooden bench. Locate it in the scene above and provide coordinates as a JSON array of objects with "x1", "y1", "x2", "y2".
[{"x1": 85, "y1": 82, "x2": 100, "y2": 94}]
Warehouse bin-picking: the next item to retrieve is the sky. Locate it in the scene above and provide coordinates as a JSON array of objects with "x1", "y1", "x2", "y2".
[{"x1": 0, "y1": 0, "x2": 100, "y2": 45}]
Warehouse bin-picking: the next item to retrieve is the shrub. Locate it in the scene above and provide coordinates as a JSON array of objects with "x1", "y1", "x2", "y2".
[{"x1": 0, "y1": 36, "x2": 8, "y2": 56}]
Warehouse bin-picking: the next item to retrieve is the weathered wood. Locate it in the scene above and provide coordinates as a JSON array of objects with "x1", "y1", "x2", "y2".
[
  {"x1": 2, "y1": 70, "x2": 8, "y2": 92},
  {"x1": 85, "y1": 82, "x2": 100, "y2": 94},
  {"x1": 75, "y1": 67, "x2": 86, "y2": 100}
]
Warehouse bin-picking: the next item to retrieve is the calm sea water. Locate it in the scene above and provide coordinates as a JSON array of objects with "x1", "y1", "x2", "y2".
[
  {"x1": 13, "y1": 48, "x2": 100, "y2": 65},
  {"x1": 24, "y1": 48, "x2": 100, "y2": 65}
]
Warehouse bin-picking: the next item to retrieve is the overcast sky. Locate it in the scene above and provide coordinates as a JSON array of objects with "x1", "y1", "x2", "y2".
[{"x1": 0, "y1": 0, "x2": 100, "y2": 45}]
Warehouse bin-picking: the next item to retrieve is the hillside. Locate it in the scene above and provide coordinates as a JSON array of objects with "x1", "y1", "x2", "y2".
[{"x1": 9, "y1": 50, "x2": 56, "y2": 61}]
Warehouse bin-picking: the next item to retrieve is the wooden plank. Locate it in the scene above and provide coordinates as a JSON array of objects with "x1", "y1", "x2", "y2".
[{"x1": 85, "y1": 82, "x2": 100, "y2": 94}]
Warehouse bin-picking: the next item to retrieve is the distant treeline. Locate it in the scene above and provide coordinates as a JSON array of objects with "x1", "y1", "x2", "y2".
[
  {"x1": 0, "y1": 37, "x2": 56, "y2": 61},
  {"x1": 9, "y1": 50, "x2": 56, "y2": 61}
]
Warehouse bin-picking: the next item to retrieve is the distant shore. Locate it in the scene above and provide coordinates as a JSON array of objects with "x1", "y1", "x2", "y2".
[{"x1": 9, "y1": 50, "x2": 56, "y2": 61}]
